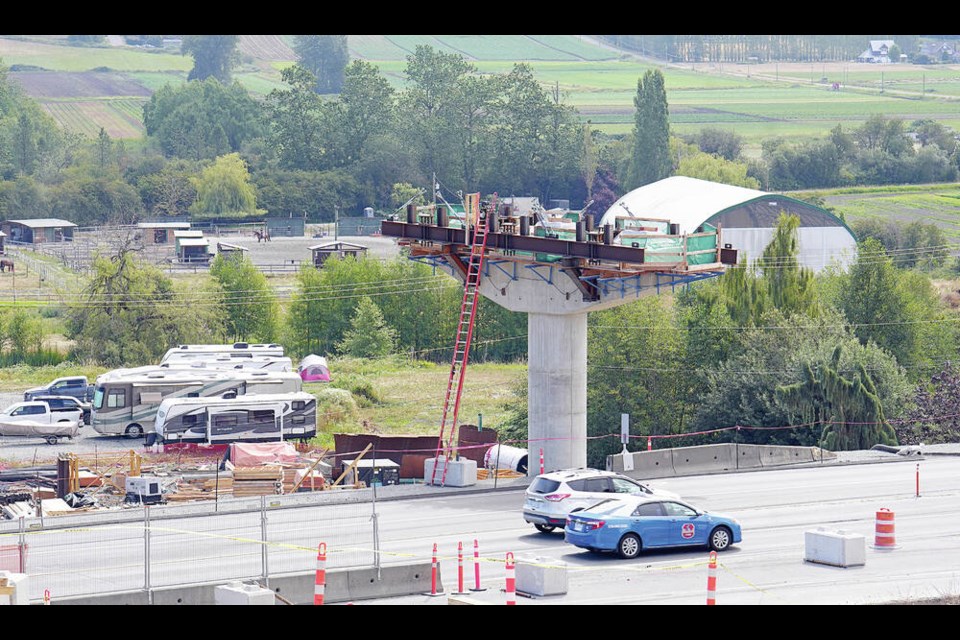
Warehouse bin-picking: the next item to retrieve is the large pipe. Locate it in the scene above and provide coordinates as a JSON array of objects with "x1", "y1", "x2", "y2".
[
  {"x1": 584, "y1": 214, "x2": 595, "y2": 233},
  {"x1": 575, "y1": 221, "x2": 586, "y2": 242},
  {"x1": 406, "y1": 204, "x2": 416, "y2": 224},
  {"x1": 603, "y1": 223, "x2": 613, "y2": 245},
  {"x1": 436, "y1": 206, "x2": 448, "y2": 228},
  {"x1": 519, "y1": 216, "x2": 530, "y2": 236}
]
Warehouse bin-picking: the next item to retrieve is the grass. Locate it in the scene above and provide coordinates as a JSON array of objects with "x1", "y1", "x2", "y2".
[
  {"x1": 322, "y1": 356, "x2": 525, "y2": 436},
  {"x1": 0, "y1": 38, "x2": 192, "y2": 72}
]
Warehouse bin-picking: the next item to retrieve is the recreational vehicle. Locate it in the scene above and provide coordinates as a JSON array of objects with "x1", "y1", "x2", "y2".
[
  {"x1": 160, "y1": 355, "x2": 294, "y2": 372},
  {"x1": 159, "y1": 342, "x2": 285, "y2": 364},
  {"x1": 152, "y1": 392, "x2": 317, "y2": 445},
  {"x1": 90, "y1": 368, "x2": 302, "y2": 438}
]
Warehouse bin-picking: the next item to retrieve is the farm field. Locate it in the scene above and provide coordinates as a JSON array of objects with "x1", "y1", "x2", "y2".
[{"x1": 3, "y1": 35, "x2": 960, "y2": 147}]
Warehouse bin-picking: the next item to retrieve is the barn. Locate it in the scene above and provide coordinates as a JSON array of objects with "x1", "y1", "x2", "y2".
[
  {"x1": 137, "y1": 221, "x2": 191, "y2": 245},
  {"x1": 2, "y1": 219, "x2": 77, "y2": 244},
  {"x1": 598, "y1": 176, "x2": 857, "y2": 272}
]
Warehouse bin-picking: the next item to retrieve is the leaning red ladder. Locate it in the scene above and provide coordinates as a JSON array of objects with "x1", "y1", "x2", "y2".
[{"x1": 431, "y1": 195, "x2": 493, "y2": 486}]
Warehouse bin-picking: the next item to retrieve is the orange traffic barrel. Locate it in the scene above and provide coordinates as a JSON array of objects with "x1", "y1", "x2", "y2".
[{"x1": 873, "y1": 508, "x2": 897, "y2": 550}]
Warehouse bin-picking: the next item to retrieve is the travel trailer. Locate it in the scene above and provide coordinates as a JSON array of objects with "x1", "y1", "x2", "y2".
[{"x1": 152, "y1": 391, "x2": 317, "y2": 445}]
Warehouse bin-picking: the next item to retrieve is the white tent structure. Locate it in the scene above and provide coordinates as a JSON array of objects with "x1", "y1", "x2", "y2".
[{"x1": 598, "y1": 176, "x2": 857, "y2": 272}]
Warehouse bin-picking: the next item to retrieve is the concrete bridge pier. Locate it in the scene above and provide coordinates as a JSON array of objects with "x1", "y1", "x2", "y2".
[{"x1": 528, "y1": 312, "x2": 587, "y2": 475}]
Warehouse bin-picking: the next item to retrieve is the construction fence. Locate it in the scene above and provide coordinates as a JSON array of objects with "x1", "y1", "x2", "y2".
[{"x1": 0, "y1": 491, "x2": 379, "y2": 603}]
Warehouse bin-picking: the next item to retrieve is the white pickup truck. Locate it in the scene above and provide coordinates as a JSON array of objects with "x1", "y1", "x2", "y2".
[{"x1": 0, "y1": 400, "x2": 82, "y2": 444}]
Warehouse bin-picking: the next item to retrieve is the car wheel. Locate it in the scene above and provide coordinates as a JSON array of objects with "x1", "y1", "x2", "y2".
[
  {"x1": 45, "y1": 436, "x2": 58, "y2": 445},
  {"x1": 534, "y1": 524, "x2": 556, "y2": 534},
  {"x1": 710, "y1": 526, "x2": 733, "y2": 552},
  {"x1": 617, "y1": 533, "x2": 642, "y2": 559},
  {"x1": 126, "y1": 424, "x2": 144, "y2": 439}
]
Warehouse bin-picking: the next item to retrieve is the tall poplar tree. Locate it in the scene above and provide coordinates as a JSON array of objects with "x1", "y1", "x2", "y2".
[{"x1": 625, "y1": 69, "x2": 671, "y2": 190}]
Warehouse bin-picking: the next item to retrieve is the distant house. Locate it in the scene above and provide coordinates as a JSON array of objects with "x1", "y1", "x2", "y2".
[
  {"x1": 310, "y1": 241, "x2": 368, "y2": 268},
  {"x1": 2, "y1": 219, "x2": 77, "y2": 243},
  {"x1": 0, "y1": 230, "x2": 5, "y2": 254},
  {"x1": 858, "y1": 40, "x2": 897, "y2": 64},
  {"x1": 917, "y1": 40, "x2": 960, "y2": 63}
]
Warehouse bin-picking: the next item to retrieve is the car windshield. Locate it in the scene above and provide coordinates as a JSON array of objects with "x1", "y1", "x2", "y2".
[{"x1": 92, "y1": 387, "x2": 105, "y2": 410}]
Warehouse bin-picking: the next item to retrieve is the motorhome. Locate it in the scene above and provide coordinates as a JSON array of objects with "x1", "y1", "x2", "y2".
[
  {"x1": 160, "y1": 355, "x2": 294, "y2": 372},
  {"x1": 90, "y1": 368, "x2": 302, "y2": 438},
  {"x1": 159, "y1": 343, "x2": 285, "y2": 365},
  {"x1": 152, "y1": 391, "x2": 317, "y2": 445}
]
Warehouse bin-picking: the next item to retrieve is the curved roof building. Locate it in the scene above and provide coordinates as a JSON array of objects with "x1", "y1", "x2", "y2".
[{"x1": 598, "y1": 176, "x2": 857, "y2": 272}]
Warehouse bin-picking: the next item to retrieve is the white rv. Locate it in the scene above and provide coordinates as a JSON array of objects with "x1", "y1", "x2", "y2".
[
  {"x1": 152, "y1": 391, "x2": 317, "y2": 445},
  {"x1": 159, "y1": 342, "x2": 285, "y2": 365},
  {"x1": 160, "y1": 355, "x2": 293, "y2": 372},
  {"x1": 90, "y1": 368, "x2": 302, "y2": 438}
]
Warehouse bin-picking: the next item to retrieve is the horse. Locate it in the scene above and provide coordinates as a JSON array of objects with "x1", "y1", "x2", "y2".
[{"x1": 0, "y1": 259, "x2": 13, "y2": 273}]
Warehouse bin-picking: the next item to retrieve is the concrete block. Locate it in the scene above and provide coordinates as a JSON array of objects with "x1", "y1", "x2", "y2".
[
  {"x1": 424, "y1": 457, "x2": 476, "y2": 487},
  {"x1": 214, "y1": 581, "x2": 275, "y2": 605},
  {"x1": 516, "y1": 555, "x2": 568, "y2": 596},
  {"x1": 672, "y1": 444, "x2": 736, "y2": 476},
  {"x1": 804, "y1": 528, "x2": 865, "y2": 567},
  {"x1": 0, "y1": 571, "x2": 30, "y2": 606}
]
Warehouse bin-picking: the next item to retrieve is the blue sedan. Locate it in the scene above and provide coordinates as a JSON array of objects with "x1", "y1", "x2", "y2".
[{"x1": 564, "y1": 495, "x2": 742, "y2": 559}]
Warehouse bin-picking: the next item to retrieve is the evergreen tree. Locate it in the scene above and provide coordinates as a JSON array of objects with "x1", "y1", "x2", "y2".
[
  {"x1": 624, "y1": 69, "x2": 671, "y2": 190},
  {"x1": 182, "y1": 36, "x2": 239, "y2": 83},
  {"x1": 336, "y1": 296, "x2": 397, "y2": 358},
  {"x1": 293, "y1": 35, "x2": 349, "y2": 94}
]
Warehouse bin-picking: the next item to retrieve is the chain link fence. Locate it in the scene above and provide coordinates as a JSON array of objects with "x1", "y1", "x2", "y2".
[{"x1": 0, "y1": 490, "x2": 380, "y2": 603}]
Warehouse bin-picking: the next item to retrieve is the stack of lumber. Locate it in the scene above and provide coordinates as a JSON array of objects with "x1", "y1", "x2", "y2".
[
  {"x1": 476, "y1": 468, "x2": 525, "y2": 480},
  {"x1": 166, "y1": 475, "x2": 233, "y2": 502},
  {"x1": 232, "y1": 467, "x2": 283, "y2": 497}
]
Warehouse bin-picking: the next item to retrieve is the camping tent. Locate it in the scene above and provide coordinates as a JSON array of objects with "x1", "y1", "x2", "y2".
[{"x1": 298, "y1": 354, "x2": 330, "y2": 382}]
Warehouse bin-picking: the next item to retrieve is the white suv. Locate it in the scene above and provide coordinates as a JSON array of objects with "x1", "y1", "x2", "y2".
[{"x1": 523, "y1": 468, "x2": 680, "y2": 533}]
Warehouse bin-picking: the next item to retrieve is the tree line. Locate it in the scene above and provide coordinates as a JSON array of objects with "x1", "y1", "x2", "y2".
[{"x1": 2, "y1": 38, "x2": 959, "y2": 228}]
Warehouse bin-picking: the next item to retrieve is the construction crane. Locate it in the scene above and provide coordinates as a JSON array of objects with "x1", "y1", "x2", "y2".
[{"x1": 431, "y1": 193, "x2": 494, "y2": 486}]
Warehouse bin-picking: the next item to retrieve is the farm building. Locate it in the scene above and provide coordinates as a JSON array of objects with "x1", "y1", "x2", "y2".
[
  {"x1": 173, "y1": 230, "x2": 211, "y2": 264},
  {"x1": 137, "y1": 221, "x2": 191, "y2": 245},
  {"x1": 597, "y1": 176, "x2": 857, "y2": 272},
  {"x1": 265, "y1": 217, "x2": 305, "y2": 238},
  {"x1": 0, "y1": 230, "x2": 5, "y2": 254},
  {"x1": 2, "y1": 219, "x2": 76, "y2": 244},
  {"x1": 310, "y1": 241, "x2": 368, "y2": 268}
]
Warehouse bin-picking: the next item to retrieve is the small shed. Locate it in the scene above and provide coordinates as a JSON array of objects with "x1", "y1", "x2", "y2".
[
  {"x1": 265, "y1": 217, "x2": 305, "y2": 238},
  {"x1": 174, "y1": 231, "x2": 210, "y2": 263},
  {"x1": 0, "y1": 230, "x2": 5, "y2": 254},
  {"x1": 216, "y1": 242, "x2": 249, "y2": 259},
  {"x1": 137, "y1": 221, "x2": 191, "y2": 245},
  {"x1": 2, "y1": 219, "x2": 77, "y2": 244},
  {"x1": 310, "y1": 241, "x2": 368, "y2": 268}
]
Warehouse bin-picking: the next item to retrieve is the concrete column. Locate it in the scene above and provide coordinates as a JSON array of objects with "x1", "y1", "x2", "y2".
[{"x1": 527, "y1": 312, "x2": 587, "y2": 475}]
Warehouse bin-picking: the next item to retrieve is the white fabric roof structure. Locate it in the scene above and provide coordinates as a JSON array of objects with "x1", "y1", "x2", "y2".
[
  {"x1": 599, "y1": 176, "x2": 857, "y2": 272},
  {"x1": 600, "y1": 177, "x2": 765, "y2": 234},
  {"x1": 173, "y1": 230, "x2": 204, "y2": 238}
]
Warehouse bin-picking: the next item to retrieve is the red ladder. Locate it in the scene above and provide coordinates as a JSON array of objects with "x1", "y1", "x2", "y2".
[{"x1": 431, "y1": 195, "x2": 494, "y2": 486}]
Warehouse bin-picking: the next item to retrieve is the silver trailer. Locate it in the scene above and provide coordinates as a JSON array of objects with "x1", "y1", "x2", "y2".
[{"x1": 152, "y1": 391, "x2": 317, "y2": 445}]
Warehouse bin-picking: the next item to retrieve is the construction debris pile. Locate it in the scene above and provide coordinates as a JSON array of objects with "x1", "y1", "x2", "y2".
[{"x1": 0, "y1": 442, "x2": 346, "y2": 518}]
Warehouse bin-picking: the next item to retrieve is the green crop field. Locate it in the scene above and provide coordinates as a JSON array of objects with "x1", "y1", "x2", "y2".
[
  {"x1": 0, "y1": 38, "x2": 191, "y2": 72},
  {"x1": 5, "y1": 36, "x2": 960, "y2": 148}
]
